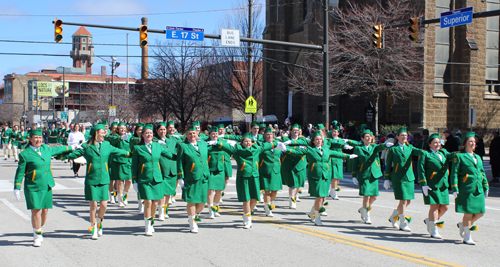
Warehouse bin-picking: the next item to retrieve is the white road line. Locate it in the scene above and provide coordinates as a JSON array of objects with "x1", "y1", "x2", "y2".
[
  {"x1": 0, "y1": 180, "x2": 14, "y2": 192},
  {"x1": 52, "y1": 183, "x2": 69, "y2": 190},
  {"x1": 0, "y1": 198, "x2": 30, "y2": 221}
]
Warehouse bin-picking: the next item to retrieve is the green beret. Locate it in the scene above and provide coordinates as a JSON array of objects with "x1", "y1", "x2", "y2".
[
  {"x1": 332, "y1": 125, "x2": 340, "y2": 131},
  {"x1": 118, "y1": 122, "x2": 126, "y2": 127},
  {"x1": 136, "y1": 123, "x2": 145, "y2": 128},
  {"x1": 167, "y1": 121, "x2": 175, "y2": 126},
  {"x1": 291, "y1": 124, "x2": 301, "y2": 130},
  {"x1": 218, "y1": 124, "x2": 224, "y2": 129},
  {"x1": 186, "y1": 125, "x2": 196, "y2": 132},
  {"x1": 423, "y1": 129, "x2": 429, "y2": 135},
  {"x1": 461, "y1": 132, "x2": 475, "y2": 144},
  {"x1": 360, "y1": 129, "x2": 373, "y2": 136},
  {"x1": 317, "y1": 124, "x2": 325, "y2": 130},
  {"x1": 264, "y1": 127, "x2": 273, "y2": 133},
  {"x1": 111, "y1": 122, "x2": 118, "y2": 127},
  {"x1": 396, "y1": 127, "x2": 407, "y2": 135},
  {"x1": 157, "y1": 122, "x2": 167, "y2": 127},
  {"x1": 143, "y1": 124, "x2": 154, "y2": 131},
  {"x1": 90, "y1": 124, "x2": 106, "y2": 136},
  {"x1": 193, "y1": 121, "x2": 200, "y2": 126},
  {"x1": 332, "y1": 120, "x2": 341, "y2": 127},
  {"x1": 99, "y1": 121, "x2": 108, "y2": 125},
  {"x1": 312, "y1": 131, "x2": 322, "y2": 138},
  {"x1": 260, "y1": 123, "x2": 266, "y2": 128},
  {"x1": 209, "y1": 126, "x2": 218, "y2": 133},
  {"x1": 360, "y1": 124, "x2": 367, "y2": 130},
  {"x1": 250, "y1": 121, "x2": 259, "y2": 127},
  {"x1": 242, "y1": 132, "x2": 253, "y2": 139},
  {"x1": 426, "y1": 133, "x2": 440, "y2": 143},
  {"x1": 30, "y1": 129, "x2": 43, "y2": 137}
]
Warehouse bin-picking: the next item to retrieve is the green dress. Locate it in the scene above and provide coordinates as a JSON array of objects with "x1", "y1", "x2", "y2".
[
  {"x1": 14, "y1": 145, "x2": 73, "y2": 209},
  {"x1": 417, "y1": 149, "x2": 453, "y2": 205},
  {"x1": 284, "y1": 146, "x2": 349, "y2": 198},
  {"x1": 450, "y1": 152, "x2": 489, "y2": 214},
  {"x1": 325, "y1": 138, "x2": 362, "y2": 180},
  {"x1": 156, "y1": 135, "x2": 181, "y2": 195},
  {"x1": 1, "y1": 128, "x2": 12, "y2": 145},
  {"x1": 47, "y1": 129, "x2": 58, "y2": 144},
  {"x1": 62, "y1": 142, "x2": 131, "y2": 201},
  {"x1": 132, "y1": 142, "x2": 176, "y2": 200},
  {"x1": 109, "y1": 134, "x2": 132, "y2": 181},
  {"x1": 258, "y1": 142, "x2": 283, "y2": 191},
  {"x1": 205, "y1": 138, "x2": 227, "y2": 191},
  {"x1": 177, "y1": 140, "x2": 211, "y2": 203},
  {"x1": 384, "y1": 144, "x2": 423, "y2": 200},
  {"x1": 280, "y1": 137, "x2": 308, "y2": 188},
  {"x1": 351, "y1": 144, "x2": 386, "y2": 196}
]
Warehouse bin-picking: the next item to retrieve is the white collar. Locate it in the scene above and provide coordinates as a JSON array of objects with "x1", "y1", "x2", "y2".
[
  {"x1": 30, "y1": 145, "x2": 40, "y2": 151},
  {"x1": 430, "y1": 148, "x2": 438, "y2": 153},
  {"x1": 398, "y1": 143, "x2": 405, "y2": 147}
]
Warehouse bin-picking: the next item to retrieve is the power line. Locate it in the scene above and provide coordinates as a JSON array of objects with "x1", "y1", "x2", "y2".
[{"x1": 0, "y1": 52, "x2": 248, "y2": 58}]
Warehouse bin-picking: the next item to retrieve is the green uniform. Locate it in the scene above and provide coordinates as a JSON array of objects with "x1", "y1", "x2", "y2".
[
  {"x1": 225, "y1": 133, "x2": 264, "y2": 144},
  {"x1": 109, "y1": 134, "x2": 132, "y2": 181},
  {"x1": 206, "y1": 139, "x2": 227, "y2": 191},
  {"x1": 284, "y1": 146, "x2": 349, "y2": 198},
  {"x1": 132, "y1": 142, "x2": 176, "y2": 200},
  {"x1": 280, "y1": 137, "x2": 308, "y2": 188},
  {"x1": 17, "y1": 131, "x2": 29, "y2": 148},
  {"x1": 47, "y1": 129, "x2": 59, "y2": 144},
  {"x1": 83, "y1": 130, "x2": 91, "y2": 141},
  {"x1": 325, "y1": 138, "x2": 361, "y2": 179},
  {"x1": 177, "y1": 140, "x2": 211, "y2": 203},
  {"x1": 352, "y1": 144, "x2": 387, "y2": 196},
  {"x1": 10, "y1": 131, "x2": 20, "y2": 147},
  {"x1": 417, "y1": 149, "x2": 454, "y2": 205},
  {"x1": 384, "y1": 144, "x2": 423, "y2": 200},
  {"x1": 14, "y1": 145, "x2": 73, "y2": 209},
  {"x1": 258, "y1": 142, "x2": 283, "y2": 191},
  {"x1": 62, "y1": 142, "x2": 131, "y2": 201},
  {"x1": 1, "y1": 128, "x2": 12, "y2": 144},
  {"x1": 156, "y1": 135, "x2": 181, "y2": 195},
  {"x1": 450, "y1": 152, "x2": 489, "y2": 214}
]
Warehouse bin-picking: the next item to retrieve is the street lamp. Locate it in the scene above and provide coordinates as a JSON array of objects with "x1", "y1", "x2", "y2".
[{"x1": 110, "y1": 56, "x2": 120, "y2": 107}]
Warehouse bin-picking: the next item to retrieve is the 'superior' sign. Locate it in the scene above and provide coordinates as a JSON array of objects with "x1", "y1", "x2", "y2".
[
  {"x1": 166, "y1": 26, "x2": 204, "y2": 41},
  {"x1": 440, "y1": 7, "x2": 473, "y2": 29}
]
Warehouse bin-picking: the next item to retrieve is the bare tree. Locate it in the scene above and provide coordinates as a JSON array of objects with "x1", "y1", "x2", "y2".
[{"x1": 86, "y1": 84, "x2": 138, "y2": 123}]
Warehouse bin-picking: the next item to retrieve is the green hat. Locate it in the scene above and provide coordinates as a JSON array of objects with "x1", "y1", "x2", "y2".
[
  {"x1": 90, "y1": 124, "x2": 106, "y2": 136},
  {"x1": 167, "y1": 121, "x2": 175, "y2": 126},
  {"x1": 136, "y1": 123, "x2": 145, "y2": 128},
  {"x1": 423, "y1": 129, "x2": 429, "y2": 135},
  {"x1": 186, "y1": 125, "x2": 197, "y2": 132},
  {"x1": 193, "y1": 121, "x2": 200, "y2": 126},
  {"x1": 317, "y1": 124, "x2": 325, "y2": 130},
  {"x1": 157, "y1": 122, "x2": 167, "y2": 127},
  {"x1": 360, "y1": 129, "x2": 373, "y2": 136},
  {"x1": 143, "y1": 124, "x2": 154, "y2": 131},
  {"x1": 260, "y1": 123, "x2": 266, "y2": 128},
  {"x1": 264, "y1": 127, "x2": 273, "y2": 133},
  {"x1": 250, "y1": 121, "x2": 259, "y2": 127},
  {"x1": 360, "y1": 124, "x2": 367, "y2": 130},
  {"x1": 396, "y1": 127, "x2": 407, "y2": 135},
  {"x1": 209, "y1": 126, "x2": 218, "y2": 133},
  {"x1": 118, "y1": 122, "x2": 126, "y2": 127},
  {"x1": 332, "y1": 125, "x2": 340, "y2": 131},
  {"x1": 242, "y1": 132, "x2": 253, "y2": 139},
  {"x1": 426, "y1": 133, "x2": 440, "y2": 143},
  {"x1": 332, "y1": 120, "x2": 341, "y2": 127},
  {"x1": 111, "y1": 122, "x2": 118, "y2": 127},
  {"x1": 461, "y1": 132, "x2": 475, "y2": 144},
  {"x1": 291, "y1": 124, "x2": 301, "y2": 130},
  {"x1": 99, "y1": 120, "x2": 108, "y2": 125},
  {"x1": 30, "y1": 129, "x2": 43, "y2": 137},
  {"x1": 218, "y1": 124, "x2": 225, "y2": 129},
  {"x1": 312, "y1": 131, "x2": 322, "y2": 138}
]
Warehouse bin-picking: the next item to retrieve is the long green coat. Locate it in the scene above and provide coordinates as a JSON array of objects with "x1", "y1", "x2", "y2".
[
  {"x1": 109, "y1": 134, "x2": 132, "y2": 181},
  {"x1": 384, "y1": 144, "x2": 423, "y2": 200},
  {"x1": 280, "y1": 137, "x2": 309, "y2": 188},
  {"x1": 417, "y1": 149, "x2": 454, "y2": 205},
  {"x1": 258, "y1": 142, "x2": 283, "y2": 191},
  {"x1": 206, "y1": 138, "x2": 227, "y2": 190},
  {"x1": 450, "y1": 152, "x2": 489, "y2": 214},
  {"x1": 352, "y1": 143, "x2": 386, "y2": 196},
  {"x1": 177, "y1": 140, "x2": 211, "y2": 203},
  {"x1": 325, "y1": 138, "x2": 361, "y2": 179}
]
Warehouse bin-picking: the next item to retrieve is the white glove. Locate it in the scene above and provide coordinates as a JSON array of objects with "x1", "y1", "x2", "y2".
[
  {"x1": 158, "y1": 140, "x2": 166, "y2": 145},
  {"x1": 352, "y1": 178, "x2": 358, "y2": 185},
  {"x1": 385, "y1": 142, "x2": 394, "y2": 148},
  {"x1": 342, "y1": 139, "x2": 350, "y2": 143},
  {"x1": 343, "y1": 145, "x2": 353, "y2": 150},
  {"x1": 207, "y1": 140, "x2": 217, "y2": 146},
  {"x1": 14, "y1": 189, "x2": 20, "y2": 201},
  {"x1": 120, "y1": 135, "x2": 128, "y2": 140},
  {"x1": 227, "y1": 140, "x2": 237, "y2": 147},
  {"x1": 422, "y1": 185, "x2": 432, "y2": 197},
  {"x1": 276, "y1": 142, "x2": 287, "y2": 152},
  {"x1": 485, "y1": 190, "x2": 489, "y2": 199},
  {"x1": 453, "y1": 192, "x2": 458, "y2": 199},
  {"x1": 173, "y1": 135, "x2": 181, "y2": 139},
  {"x1": 178, "y1": 179, "x2": 185, "y2": 188},
  {"x1": 349, "y1": 154, "x2": 358, "y2": 159},
  {"x1": 299, "y1": 146, "x2": 306, "y2": 149},
  {"x1": 384, "y1": 180, "x2": 391, "y2": 190},
  {"x1": 133, "y1": 183, "x2": 139, "y2": 192},
  {"x1": 283, "y1": 140, "x2": 292, "y2": 145},
  {"x1": 70, "y1": 144, "x2": 79, "y2": 150}
]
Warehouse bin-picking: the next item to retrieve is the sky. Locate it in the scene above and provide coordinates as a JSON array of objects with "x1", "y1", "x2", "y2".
[{"x1": 0, "y1": 0, "x2": 264, "y2": 83}]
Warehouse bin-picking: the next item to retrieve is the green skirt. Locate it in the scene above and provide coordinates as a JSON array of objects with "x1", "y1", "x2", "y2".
[
  {"x1": 282, "y1": 168, "x2": 306, "y2": 188},
  {"x1": 359, "y1": 177, "x2": 379, "y2": 196},
  {"x1": 392, "y1": 179, "x2": 415, "y2": 200},
  {"x1": 455, "y1": 188, "x2": 485, "y2": 214},
  {"x1": 236, "y1": 175, "x2": 260, "y2": 202},
  {"x1": 85, "y1": 183, "x2": 109, "y2": 201},
  {"x1": 308, "y1": 178, "x2": 331, "y2": 198},
  {"x1": 259, "y1": 172, "x2": 283, "y2": 191},
  {"x1": 25, "y1": 187, "x2": 53, "y2": 210},
  {"x1": 208, "y1": 171, "x2": 226, "y2": 191},
  {"x1": 139, "y1": 181, "x2": 164, "y2": 200},
  {"x1": 162, "y1": 174, "x2": 177, "y2": 196},
  {"x1": 182, "y1": 177, "x2": 208, "y2": 203},
  {"x1": 224, "y1": 157, "x2": 233, "y2": 177},
  {"x1": 110, "y1": 162, "x2": 131, "y2": 181},
  {"x1": 331, "y1": 161, "x2": 344, "y2": 180},
  {"x1": 423, "y1": 185, "x2": 450, "y2": 205}
]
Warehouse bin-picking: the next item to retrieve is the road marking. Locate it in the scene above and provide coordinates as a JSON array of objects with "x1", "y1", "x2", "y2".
[
  {"x1": 0, "y1": 198, "x2": 30, "y2": 221},
  {"x1": 0, "y1": 180, "x2": 14, "y2": 192}
]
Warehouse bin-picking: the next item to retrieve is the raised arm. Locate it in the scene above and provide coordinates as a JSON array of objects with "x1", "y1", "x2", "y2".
[
  {"x1": 161, "y1": 146, "x2": 177, "y2": 160},
  {"x1": 49, "y1": 145, "x2": 73, "y2": 157},
  {"x1": 110, "y1": 145, "x2": 131, "y2": 158}
]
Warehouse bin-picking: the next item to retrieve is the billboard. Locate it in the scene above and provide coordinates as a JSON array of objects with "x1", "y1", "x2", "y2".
[{"x1": 36, "y1": 81, "x2": 69, "y2": 97}]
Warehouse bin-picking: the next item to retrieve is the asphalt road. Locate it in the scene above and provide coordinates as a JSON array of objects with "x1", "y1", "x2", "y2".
[{"x1": 0, "y1": 155, "x2": 499, "y2": 267}]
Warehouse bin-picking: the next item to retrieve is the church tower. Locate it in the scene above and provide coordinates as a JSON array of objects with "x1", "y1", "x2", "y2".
[{"x1": 70, "y1": 26, "x2": 94, "y2": 74}]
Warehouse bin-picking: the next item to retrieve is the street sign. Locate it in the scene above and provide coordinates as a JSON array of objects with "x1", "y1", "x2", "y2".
[
  {"x1": 441, "y1": 7, "x2": 473, "y2": 29},
  {"x1": 60, "y1": 112, "x2": 67, "y2": 119},
  {"x1": 109, "y1": 106, "x2": 116, "y2": 117},
  {"x1": 245, "y1": 114, "x2": 251, "y2": 123},
  {"x1": 166, "y1": 26, "x2": 204, "y2": 41},
  {"x1": 245, "y1": 96, "x2": 257, "y2": 114},
  {"x1": 221, "y1": 29, "x2": 240, "y2": 47}
]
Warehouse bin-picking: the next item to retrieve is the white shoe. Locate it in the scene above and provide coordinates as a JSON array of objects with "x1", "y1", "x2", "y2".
[
  {"x1": 463, "y1": 228, "x2": 475, "y2": 245},
  {"x1": 295, "y1": 194, "x2": 301, "y2": 202},
  {"x1": 158, "y1": 208, "x2": 166, "y2": 221},
  {"x1": 260, "y1": 191, "x2": 264, "y2": 202},
  {"x1": 122, "y1": 193, "x2": 128, "y2": 205},
  {"x1": 399, "y1": 214, "x2": 411, "y2": 232},
  {"x1": 138, "y1": 201, "x2": 144, "y2": 215},
  {"x1": 314, "y1": 211, "x2": 323, "y2": 226},
  {"x1": 424, "y1": 218, "x2": 431, "y2": 234},
  {"x1": 365, "y1": 210, "x2": 372, "y2": 224},
  {"x1": 188, "y1": 216, "x2": 199, "y2": 233},
  {"x1": 33, "y1": 234, "x2": 42, "y2": 247},
  {"x1": 264, "y1": 203, "x2": 274, "y2": 217},
  {"x1": 145, "y1": 218, "x2": 153, "y2": 236},
  {"x1": 359, "y1": 208, "x2": 367, "y2": 221},
  {"x1": 168, "y1": 198, "x2": 173, "y2": 204},
  {"x1": 320, "y1": 210, "x2": 328, "y2": 216},
  {"x1": 308, "y1": 206, "x2": 316, "y2": 223},
  {"x1": 109, "y1": 194, "x2": 116, "y2": 204},
  {"x1": 243, "y1": 213, "x2": 252, "y2": 229},
  {"x1": 289, "y1": 197, "x2": 297, "y2": 209},
  {"x1": 171, "y1": 197, "x2": 176, "y2": 203},
  {"x1": 429, "y1": 221, "x2": 442, "y2": 239},
  {"x1": 218, "y1": 198, "x2": 223, "y2": 204},
  {"x1": 90, "y1": 223, "x2": 99, "y2": 240},
  {"x1": 330, "y1": 188, "x2": 340, "y2": 200},
  {"x1": 457, "y1": 222, "x2": 464, "y2": 238},
  {"x1": 388, "y1": 209, "x2": 399, "y2": 228},
  {"x1": 208, "y1": 204, "x2": 215, "y2": 219},
  {"x1": 118, "y1": 195, "x2": 126, "y2": 208},
  {"x1": 97, "y1": 217, "x2": 103, "y2": 236}
]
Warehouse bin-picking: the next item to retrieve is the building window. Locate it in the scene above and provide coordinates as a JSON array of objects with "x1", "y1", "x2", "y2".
[
  {"x1": 486, "y1": 80, "x2": 500, "y2": 95},
  {"x1": 434, "y1": 0, "x2": 452, "y2": 97},
  {"x1": 486, "y1": 1, "x2": 500, "y2": 99},
  {"x1": 82, "y1": 38, "x2": 86, "y2": 42},
  {"x1": 82, "y1": 46, "x2": 86, "y2": 50}
]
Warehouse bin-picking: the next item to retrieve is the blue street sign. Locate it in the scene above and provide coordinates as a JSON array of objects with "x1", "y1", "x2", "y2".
[
  {"x1": 441, "y1": 7, "x2": 473, "y2": 29},
  {"x1": 166, "y1": 26, "x2": 204, "y2": 41}
]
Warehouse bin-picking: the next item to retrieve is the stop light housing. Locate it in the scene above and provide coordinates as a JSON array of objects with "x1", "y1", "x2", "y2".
[
  {"x1": 408, "y1": 17, "x2": 419, "y2": 42},
  {"x1": 372, "y1": 25, "x2": 383, "y2": 49},
  {"x1": 54, "y1": 19, "x2": 63, "y2": 42},
  {"x1": 139, "y1": 25, "x2": 148, "y2": 47}
]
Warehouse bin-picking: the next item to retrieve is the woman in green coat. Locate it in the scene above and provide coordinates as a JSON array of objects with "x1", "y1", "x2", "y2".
[
  {"x1": 384, "y1": 127, "x2": 423, "y2": 232},
  {"x1": 204, "y1": 126, "x2": 228, "y2": 219},
  {"x1": 109, "y1": 122, "x2": 133, "y2": 208},
  {"x1": 451, "y1": 132, "x2": 489, "y2": 245},
  {"x1": 283, "y1": 131, "x2": 357, "y2": 226},
  {"x1": 131, "y1": 124, "x2": 176, "y2": 236},
  {"x1": 130, "y1": 122, "x2": 145, "y2": 214},
  {"x1": 351, "y1": 130, "x2": 392, "y2": 224},
  {"x1": 417, "y1": 133, "x2": 454, "y2": 239},
  {"x1": 259, "y1": 127, "x2": 283, "y2": 217},
  {"x1": 13, "y1": 129, "x2": 76, "y2": 247},
  {"x1": 62, "y1": 124, "x2": 131, "y2": 240},
  {"x1": 217, "y1": 124, "x2": 232, "y2": 204}
]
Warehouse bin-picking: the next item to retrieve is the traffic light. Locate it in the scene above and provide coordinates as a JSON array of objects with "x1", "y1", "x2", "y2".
[
  {"x1": 408, "y1": 17, "x2": 419, "y2": 42},
  {"x1": 54, "y1": 19, "x2": 63, "y2": 42},
  {"x1": 372, "y1": 25, "x2": 383, "y2": 49},
  {"x1": 139, "y1": 25, "x2": 148, "y2": 47}
]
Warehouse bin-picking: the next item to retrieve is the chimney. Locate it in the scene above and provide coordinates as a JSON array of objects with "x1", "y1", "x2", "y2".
[
  {"x1": 141, "y1": 17, "x2": 149, "y2": 80},
  {"x1": 101, "y1": 66, "x2": 106, "y2": 78}
]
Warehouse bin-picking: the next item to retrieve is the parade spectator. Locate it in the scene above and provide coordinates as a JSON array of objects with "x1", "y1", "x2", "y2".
[
  {"x1": 443, "y1": 130, "x2": 458, "y2": 152},
  {"x1": 475, "y1": 135, "x2": 485, "y2": 160},
  {"x1": 490, "y1": 131, "x2": 500, "y2": 183}
]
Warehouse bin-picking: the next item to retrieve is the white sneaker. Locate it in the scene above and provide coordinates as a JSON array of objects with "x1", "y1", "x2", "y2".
[
  {"x1": 264, "y1": 203, "x2": 274, "y2": 217},
  {"x1": 429, "y1": 221, "x2": 442, "y2": 239},
  {"x1": 330, "y1": 188, "x2": 340, "y2": 200},
  {"x1": 188, "y1": 216, "x2": 199, "y2": 233},
  {"x1": 388, "y1": 209, "x2": 399, "y2": 228},
  {"x1": 109, "y1": 194, "x2": 116, "y2": 204},
  {"x1": 289, "y1": 197, "x2": 297, "y2": 209},
  {"x1": 243, "y1": 213, "x2": 252, "y2": 229},
  {"x1": 118, "y1": 196, "x2": 126, "y2": 208},
  {"x1": 90, "y1": 223, "x2": 99, "y2": 240},
  {"x1": 158, "y1": 209, "x2": 166, "y2": 221},
  {"x1": 33, "y1": 235, "x2": 42, "y2": 247},
  {"x1": 399, "y1": 214, "x2": 411, "y2": 232},
  {"x1": 122, "y1": 193, "x2": 128, "y2": 205},
  {"x1": 320, "y1": 211, "x2": 328, "y2": 216},
  {"x1": 358, "y1": 208, "x2": 367, "y2": 221},
  {"x1": 33, "y1": 229, "x2": 43, "y2": 247},
  {"x1": 295, "y1": 194, "x2": 301, "y2": 202},
  {"x1": 365, "y1": 210, "x2": 372, "y2": 224}
]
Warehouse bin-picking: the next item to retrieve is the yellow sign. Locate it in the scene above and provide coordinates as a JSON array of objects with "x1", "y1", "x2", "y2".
[
  {"x1": 245, "y1": 96, "x2": 257, "y2": 114},
  {"x1": 36, "y1": 81, "x2": 69, "y2": 97}
]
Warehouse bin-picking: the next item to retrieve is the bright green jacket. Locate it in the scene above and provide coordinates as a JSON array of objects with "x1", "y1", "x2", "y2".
[
  {"x1": 384, "y1": 144, "x2": 423, "y2": 182},
  {"x1": 131, "y1": 142, "x2": 176, "y2": 184}
]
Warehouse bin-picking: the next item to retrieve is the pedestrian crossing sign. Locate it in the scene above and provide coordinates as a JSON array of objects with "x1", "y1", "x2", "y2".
[{"x1": 245, "y1": 96, "x2": 257, "y2": 114}]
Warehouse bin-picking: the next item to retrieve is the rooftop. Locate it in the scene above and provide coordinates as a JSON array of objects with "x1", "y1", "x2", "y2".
[{"x1": 72, "y1": 26, "x2": 92, "y2": 37}]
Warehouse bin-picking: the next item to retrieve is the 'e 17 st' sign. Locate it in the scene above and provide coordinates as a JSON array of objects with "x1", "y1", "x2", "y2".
[
  {"x1": 166, "y1": 26, "x2": 204, "y2": 41},
  {"x1": 440, "y1": 7, "x2": 473, "y2": 29}
]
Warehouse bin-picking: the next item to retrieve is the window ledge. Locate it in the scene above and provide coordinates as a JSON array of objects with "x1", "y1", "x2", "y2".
[
  {"x1": 484, "y1": 93, "x2": 500, "y2": 100},
  {"x1": 433, "y1": 92, "x2": 450, "y2": 98}
]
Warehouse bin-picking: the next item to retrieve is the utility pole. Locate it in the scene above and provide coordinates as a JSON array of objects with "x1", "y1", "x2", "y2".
[
  {"x1": 111, "y1": 56, "x2": 115, "y2": 107},
  {"x1": 323, "y1": 0, "x2": 329, "y2": 129},
  {"x1": 247, "y1": 0, "x2": 254, "y2": 131},
  {"x1": 62, "y1": 67, "x2": 66, "y2": 122}
]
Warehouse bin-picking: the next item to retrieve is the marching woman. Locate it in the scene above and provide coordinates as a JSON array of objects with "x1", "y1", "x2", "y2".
[
  {"x1": 130, "y1": 123, "x2": 145, "y2": 214},
  {"x1": 13, "y1": 129, "x2": 76, "y2": 247},
  {"x1": 109, "y1": 122, "x2": 133, "y2": 208},
  {"x1": 281, "y1": 124, "x2": 308, "y2": 209},
  {"x1": 204, "y1": 126, "x2": 228, "y2": 219},
  {"x1": 417, "y1": 133, "x2": 454, "y2": 239},
  {"x1": 177, "y1": 125, "x2": 211, "y2": 233},
  {"x1": 131, "y1": 124, "x2": 176, "y2": 236},
  {"x1": 61, "y1": 124, "x2": 131, "y2": 240},
  {"x1": 208, "y1": 132, "x2": 283, "y2": 229},
  {"x1": 351, "y1": 130, "x2": 393, "y2": 224},
  {"x1": 218, "y1": 124, "x2": 232, "y2": 204},
  {"x1": 384, "y1": 127, "x2": 423, "y2": 231},
  {"x1": 282, "y1": 131, "x2": 357, "y2": 226},
  {"x1": 450, "y1": 132, "x2": 489, "y2": 245},
  {"x1": 259, "y1": 127, "x2": 283, "y2": 217}
]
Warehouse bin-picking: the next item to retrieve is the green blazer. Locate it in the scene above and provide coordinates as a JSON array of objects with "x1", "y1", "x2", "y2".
[
  {"x1": 155, "y1": 135, "x2": 181, "y2": 177},
  {"x1": 131, "y1": 142, "x2": 176, "y2": 184},
  {"x1": 351, "y1": 143, "x2": 386, "y2": 180},
  {"x1": 10, "y1": 131, "x2": 20, "y2": 146},
  {"x1": 384, "y1": 143, "x2": 422, "y2": 182},
  {"x1": 177, "y1": 140, "x2": 211, "y2": 182},
  {"x1": 48, "y1": 129, "x2": 58, "y2": 144},
  {"x1": 280, "y1": 136, "x2": 309, "y2": 173},
  {"x1": 284, "y1": 146, "x2": 348, "y2": 181},
  {"x1": 1, "y1": 128, "x2": 12, "y2": 144},
  {"x1": 216, "y1": 141, "x2": 277, "y2": 178},
  {"x1": 17, "y1": 131, "x2": 29, "y2": 147},
  {"x1": 109, "y1": 134, "x2": 132, "y2": 164},
  {"x1": 14, "y1": 145, "x2": 73, "y2": 190},
  {"x1": 417, "y1": 149, "x2": 453, "y2": 188},
  {"x1": 326, "y1": 138, "x2": 362, "y2": 178},
  {"x1": 204, "y1": 138, "x2": 227, "y2": 173},
  {"x1": 450, "y1": 152, "x2": 489, "y2": 193},
  {"x1": 63, "y1": 141, "x2": 130, "y2": 185},
  {"x1": 258, "y1": 142, "x2": 282, "y2": 178},
  {"x1": 225, "y1": 133, "x2": 264, "y2": 144}
]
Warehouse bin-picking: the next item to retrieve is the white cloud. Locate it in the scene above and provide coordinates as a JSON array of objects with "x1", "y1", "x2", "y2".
[
  {"x1": 70, "y1": 0, "x2": 148, "y2": 16},
  {"x1": 1, "y1": 62, "x2": 60, "y2": 80}
]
